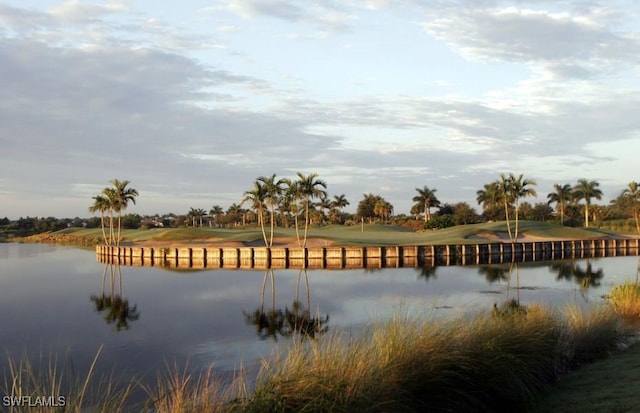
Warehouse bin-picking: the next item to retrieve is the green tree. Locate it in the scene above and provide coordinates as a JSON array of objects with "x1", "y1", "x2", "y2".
[
  {"x1": 296, "y1": 172, "x2": 327, "y2": 248},
  {"x1": 476, "y1": 182, "x2": 504, "y2": 221},
  {"x1": 573, "y1": 178, "x2": 603, "y2": 228},
  {"x1": 412, "y1": 186, "x2": 440, "y2": 222},
  {"x1": 209, "y1": 205, "x2": 224, "y2": 227},
  {"x1": 107, "y1": 179, "x2": 139, "y2": 246},
  {"x1": 329, "y1": 194, "x2": 350, "y2": 224},
  {"x1": 242, "y1": 182, "x2": 268, "y2": 246},
  {"x1": 547, "y1": 184, "x2": 574, "y2": 226},
  {"x1": 498, "y1": 173, "x2": 515, "y2": 241},
  {"x1": 510, "y1": 173, "x2": 537, "y2": 241},
  {"x1": 258, "y1": 174, "x2": 285, "y2": 247},
  {"x1": 89, "y1": 194, "x2": 111, "y2": 245},
  {"x1": 622, "y1": 181, "x2": 640, "y2": 233}
]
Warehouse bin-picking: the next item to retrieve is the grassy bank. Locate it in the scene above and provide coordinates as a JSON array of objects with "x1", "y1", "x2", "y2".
[
  {"x1": 18, "y1": 221, "x2": 627, "y2": 247},
  {"x1": 3, "y1": 298, "x2": 637, "y2": 412}
]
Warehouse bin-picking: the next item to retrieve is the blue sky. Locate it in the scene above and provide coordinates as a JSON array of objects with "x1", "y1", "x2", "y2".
[{"x1": 1, "y1": 0, "x2": 639, "y2": 219}]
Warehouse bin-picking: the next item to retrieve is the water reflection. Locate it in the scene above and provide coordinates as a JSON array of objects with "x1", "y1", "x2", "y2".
[
  {"x1": 89, "y1": 263, "x2": 140, "y2": 331},
  {"x1": 550, "y1": 259, "x2": 604, "y2": 300},
  {"x1": 243, "y1": 269, "x2": 329, "y2": 341},
  {"x1": 416, "y1": 265, "x2": 438, "y2": 282}
]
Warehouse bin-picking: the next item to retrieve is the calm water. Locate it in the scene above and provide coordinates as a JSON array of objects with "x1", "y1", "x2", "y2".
[{"x1": 1, "y1": 242, "x2": 639, "y2": 386}]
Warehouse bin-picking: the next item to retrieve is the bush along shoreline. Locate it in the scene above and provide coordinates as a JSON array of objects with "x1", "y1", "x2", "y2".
[{"x1": 3, "y1": 286, "x2": 640, "y2": 413}]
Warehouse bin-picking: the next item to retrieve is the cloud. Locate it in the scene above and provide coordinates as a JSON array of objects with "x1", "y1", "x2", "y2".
[{"x1": 423, "y1": 4, "x2": 640, "y2": 79}]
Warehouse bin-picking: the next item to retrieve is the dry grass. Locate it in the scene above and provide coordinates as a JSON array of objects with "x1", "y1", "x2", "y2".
[{"x1": 608, "y1": 281, "x2": 640, "y2": 318}]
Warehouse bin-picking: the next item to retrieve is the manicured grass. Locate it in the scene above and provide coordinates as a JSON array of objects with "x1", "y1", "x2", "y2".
[
  {"x1": 45, "y1": 221, "x2": 626, "y2": 247},
  {"x1": 527, "y1": 343, "x2": 640, "y2": 413}
]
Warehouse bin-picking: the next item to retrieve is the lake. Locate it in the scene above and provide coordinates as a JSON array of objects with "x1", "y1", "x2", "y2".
[{"x1": 1, "y1": 242, "x2": 639, "y2": 388}]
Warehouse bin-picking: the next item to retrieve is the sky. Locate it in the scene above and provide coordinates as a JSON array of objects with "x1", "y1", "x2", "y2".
[{"x1": 1, "y1": 0, "x2": 639, "y2": 219}]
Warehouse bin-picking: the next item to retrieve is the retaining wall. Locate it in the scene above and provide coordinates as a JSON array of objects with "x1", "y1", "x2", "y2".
[{"x1": 96, "y1": 238, "x2": 640, "y2": 269}]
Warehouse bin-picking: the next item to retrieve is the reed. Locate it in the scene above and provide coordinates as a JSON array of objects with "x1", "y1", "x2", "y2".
[
  {"x1": 142, "y1": 361, "x2": 248, "y2": 413},
  {"x1": 608, "y1": 281, "x2": 640, "y2": 318},
  {"x1": 243, "y1": 306, "x2": 565, "y2": 412},
  {"x1": 558, "y1": 304, "x2": 627, "y2": 370},
  {"x1": 1, "y1": 347, "x2": 134, "y2": 413}
]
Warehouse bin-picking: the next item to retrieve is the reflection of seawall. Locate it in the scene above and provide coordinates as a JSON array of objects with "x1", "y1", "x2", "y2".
[{"x1": 96, "y1": 239, "x2": 640, "y2": 269}]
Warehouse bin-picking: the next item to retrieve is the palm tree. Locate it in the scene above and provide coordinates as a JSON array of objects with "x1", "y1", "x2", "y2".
[
  {"x1": 573, "y1": 178, "x2": 603, "y2": 228},
  {"x1": 242, "y1": 182, "x2": 268, "y2": 246},
  {"x1": 498, "y1": 173, "x2": 515, "y2": 241},
  {"x1": 209, "y1": 205, "x2": 224, "y2": 227},
  {"x1": 547, "y1": 184, "x2": 573, "y2": 226},
  {"x1": 296, "y1": 172, "x2": 327, "y2": 248},
  {"x1": 226, "y1": 203, "x2": 245, "y2": 227},
  {"x1": 510, "y1": 173, "x2": 537, "y2": 241},
  {"x1": 258, "y1": 174, "x2": 285, "y2": 247},
  {"x1": 374, "y1": 199, "x2": 393, "y2": 223},
  {"x1": 412, "y1": 186, "x2": 440, "y2": 222},
  {"x1": 622, "y1": 181, "x2": 640, "y2": 233},
  {"x1": 476, "y1": 182, "x2": 503, "y2": 221},
  {"x1": 329, "y1": 194, "x2": 350, "y2": 224},
  {"x1": 89, "y1": 194, "x2": 111, "y2": 245},
  {"x1": 108, "y1": 179, "x2": 139, "y2": 246}
]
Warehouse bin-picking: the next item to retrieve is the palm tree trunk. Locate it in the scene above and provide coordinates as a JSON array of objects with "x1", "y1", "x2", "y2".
[
  {"x1": 100, "y1": 212, "x2": 108, "y2": 245},
  {"x1": 514, "y1": 204, "x2": 520, "y2": 241},
  {"x1": 259, "y1": 207, "x2": 268, "y2": 247},
  {"x1": 117, "y1": 213, "x2": 122, "y2": 246},
  {"x1": 294, "y1": 211, "x2": 302, "y2": 247},
  {"x1": 109, "y1": 210, "x2": 115, "y2": 246},
  {"x1": 303, "y1": 198, "x2": 310, "y2": 248},
  {"x1": 269, "y1": 206, "x2": 275, "y2": 248},
  {"x1": 584, "y1": 204, "x2": 590, "y2": 228},
  {"x1": 503, "y1": 199, "x2": 513, "y2": 242}
]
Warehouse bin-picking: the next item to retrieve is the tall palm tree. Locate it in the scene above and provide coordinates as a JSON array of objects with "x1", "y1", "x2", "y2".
[
  {"x1": 89, "y1": 194, "x2": 111, "y2": 245},
  {"x1": 497, "y1": 173, "x2": 515, "y2": 241},
  {"x1": 257, "y1": 174, "x2": 285, "y2": 247},
  {"x1": 101, "y1": 186, "x2": 118, "y2": 245},
  {"x1": 622, "y1": 181, "x2": 640, "y2": 233},
  {"x1": 296, "y1": 172, "x2": 327, "y2": 248},
  {"x1": 412, "y1": 186, "x2": 440, "y2": 222},
  {"x1": 573, "y1": 178, "x2": 603, "y2": 228},
  {"x1": 108, "y1": 179, "x2": 139, "y2": 246},
  {"x1": 547, "y1": 184, "x2": 573, "y2": 226},
  {"x1": 510, "y1": 173, "x2": 537, "y2": 241},
  {"x1": 242, "y1": 182, "x2": 268, "y2": 246}
]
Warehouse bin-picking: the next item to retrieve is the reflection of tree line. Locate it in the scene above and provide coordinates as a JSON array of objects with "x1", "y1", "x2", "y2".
[
  {"x1": 90, "y1": 264, "x2": 140, "y2": 331},
  {"x1": 477, "y1": 259, "x2": 606, "y2": 305},
  {"x1": 243, "y1": 269, "x2": 329, "y2": 341}
]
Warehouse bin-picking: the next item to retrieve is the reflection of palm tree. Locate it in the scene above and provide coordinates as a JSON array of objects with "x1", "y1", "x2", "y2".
[
  {"x1": 550, "y1": 259, "x2": 604, "y2": 300},
  {"x1": 90, "y1": 264, "x2": 140, "y2": 331},
  {"x1": 284, "y1": 270, "x2": 329, "y2": 339},
  {"x1": 478, "y1": 264, "x2": 510, "y2": 283},
  {"x1": 415, "y1": 266, "x2": 437, "y2": 282},
  {"x1": 243, "y1": 269, "x2": 329, "y2": 340},
  {"x1": 243, "y1": 270, "x2": 286, "y2": 340}
]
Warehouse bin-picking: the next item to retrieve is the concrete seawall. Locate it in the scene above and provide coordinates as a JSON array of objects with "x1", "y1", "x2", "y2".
[{"x1": 96, "y1": 239, "x2": 640, "y2": 269}]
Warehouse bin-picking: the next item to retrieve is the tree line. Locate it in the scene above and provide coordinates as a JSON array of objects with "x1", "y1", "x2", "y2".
[
  {"x1": 7, "y1": 172, "x2": 640, "y2": 241},
  {"x1": 178, "y1": 172, "x2": 640, "y2": 237}
]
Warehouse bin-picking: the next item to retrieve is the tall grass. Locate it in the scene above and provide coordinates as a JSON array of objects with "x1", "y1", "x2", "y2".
[
  {"x1": 142, "y1": 361, "x2": 248, "y2": 413},
  {"x1": 1, "y1": 347, "x2": 134, "y2": 413},
  {"x1": 608, "y1": 281, "x2": 640, "y2": 318}
]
